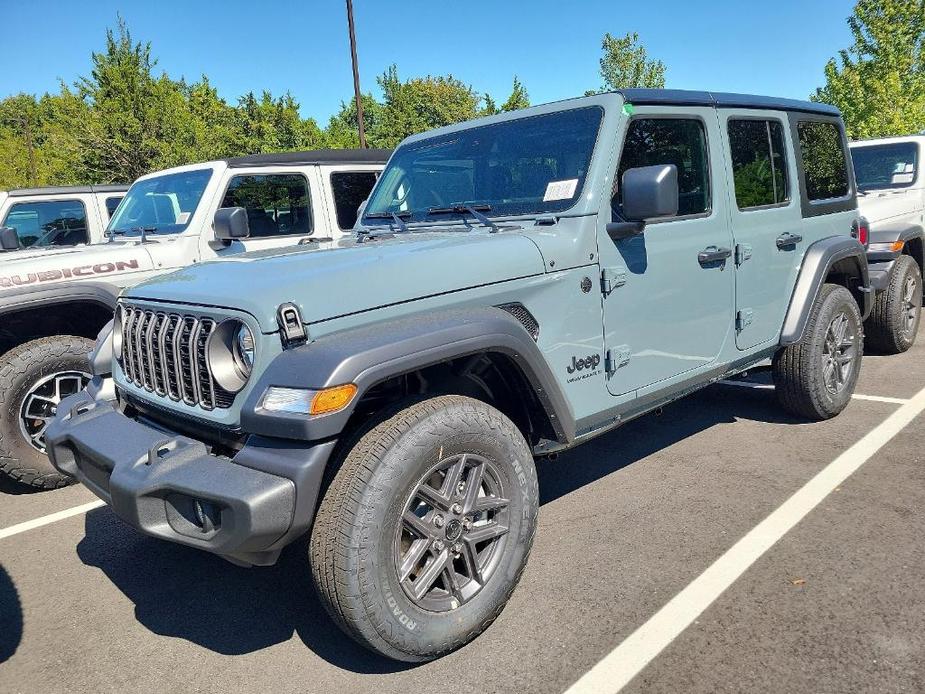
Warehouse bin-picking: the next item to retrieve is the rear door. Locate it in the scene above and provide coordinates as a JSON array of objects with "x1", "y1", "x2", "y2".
[
  {"x1": 718, "y1": 110, "x2": 804, "y2": 349},
  {"x1": 600, "y1": 108, "x2": 735, "y2": 395}
]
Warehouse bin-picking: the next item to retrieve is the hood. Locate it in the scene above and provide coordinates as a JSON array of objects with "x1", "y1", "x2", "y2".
[
  {"x1": 0, "y1": 241, "x2": 154, "y2": 291},
  {"x1": 857, "y1": 189, "x2": 920, "y2": 228},
  {"x1": 127, "y1": 230, "x2": 546, "y2": 331}
]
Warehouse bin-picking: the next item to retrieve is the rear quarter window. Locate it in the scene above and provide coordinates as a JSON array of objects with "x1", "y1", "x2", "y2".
[
  {"x1": 798, "y1": 121, "x2": 850, "y2": 201},
  {"x1": 331, "y1": 171, "x2": 379, "y2": 229}
]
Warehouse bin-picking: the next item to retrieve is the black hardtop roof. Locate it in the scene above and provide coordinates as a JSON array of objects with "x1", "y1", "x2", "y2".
[
  {"x1": 617, "y1": 89, "x2": 841, "y2": 117},
  {"x1": 225, "y1": 148, "x2": 392, "y2": 168},
  {"x1": 8, "y1": 183, "x2": 129, "y2": 197}
]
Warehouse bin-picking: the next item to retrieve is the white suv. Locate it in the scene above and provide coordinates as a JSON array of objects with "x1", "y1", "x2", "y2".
[
  {"x1": 0, "y1": 148, "x2": 389, "y2": 489},
  {"x1": 0, "y1": 184, "x2": 127, "y2": 255}
]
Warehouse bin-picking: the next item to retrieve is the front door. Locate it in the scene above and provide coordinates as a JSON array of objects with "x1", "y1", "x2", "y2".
[
  {"x1": 600, "y1": 108, "x2": 735, "y2": 396},
  {"x1": 213, "y1": 168, "x2": 321, "y2": 258}
]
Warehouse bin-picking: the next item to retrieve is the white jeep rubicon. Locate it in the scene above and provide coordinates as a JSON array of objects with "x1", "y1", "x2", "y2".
[{"x1": 0, "y1": 148, "x2": 388, "y2": 489}]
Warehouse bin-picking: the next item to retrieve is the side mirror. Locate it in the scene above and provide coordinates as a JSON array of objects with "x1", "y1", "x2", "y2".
[
  {"x1": 607, "y1": 164, "x2": 679, "y2": 241},
  {"x1": 213, "y1": 207, "x2": 250, "y2": 242},
  {"x1": 0, "y1": 227, "x2": 21, "y2": 252}
]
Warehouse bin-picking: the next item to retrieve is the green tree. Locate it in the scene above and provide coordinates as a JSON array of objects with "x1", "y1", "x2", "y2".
[
  {"x1": 374, "y1": 65, "x2": 480, "y2": 147},
  {"x1": 324, "y1": 93, "x2": 386, "y2": 148},
  {"x1": 588, "y1": 32, "x2": 666, "y2": 94},
  {"x1": 52, "y1": 17, "x2": 197, "y2": 182},
  {"x1": 234, "y1": 91, "x2": 324, "y2": 154},
  {"x1": 813, "y1": 0, "x2": 925, "y2": 138},
  {"x1": 481, "y1": 76, "x2": 531, "y2": 116}
]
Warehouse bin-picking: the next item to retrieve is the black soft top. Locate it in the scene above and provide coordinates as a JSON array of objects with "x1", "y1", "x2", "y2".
[
  {"x1": 8, "y1": 184, "x2": 129, "y2": 197},
  {"x1": 225, "y1": 148, "x2": 392, "y2": 168}
]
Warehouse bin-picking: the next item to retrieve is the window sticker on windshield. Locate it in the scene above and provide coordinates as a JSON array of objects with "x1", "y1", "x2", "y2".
[
  {"x1": 892, "y1": 172, "x2": 914, "y2": 184},
  {"x1": 177, "y1": 212, "x2": 191, "y2": 224},
  {"x1": 543, "y1": 178, "x2": 579, "y2": 201}
]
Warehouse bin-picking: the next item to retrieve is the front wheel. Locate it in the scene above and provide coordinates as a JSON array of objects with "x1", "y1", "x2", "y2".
[
  {"x1": 865, "y1": 254, "x2": 921, "y2": 354},
  {"x1": 0, "y1": 336, "x2": 93, "y2": 490},
  {"x1": 310, "y1": 395, "x2": 539, "y2": 662},
  {"x1": 773, "y1": 284, "x2": 863, "y2": 420}
]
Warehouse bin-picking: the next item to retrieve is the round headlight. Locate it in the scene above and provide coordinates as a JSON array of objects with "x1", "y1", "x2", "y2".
[
  {"x1": 233, "y1": 324, "x2": 255, "y2": 377},
  {"x1": 207, "y1": 320, "x2": 256, "y2": 394},
  {"x1": 112, "y1": 306, "x2": 124, "y2": 362}
]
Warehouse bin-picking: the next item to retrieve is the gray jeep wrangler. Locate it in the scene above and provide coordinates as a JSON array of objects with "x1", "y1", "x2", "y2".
[{"x1": 46, "y1": 90, "x2": 870, "y2": 662}]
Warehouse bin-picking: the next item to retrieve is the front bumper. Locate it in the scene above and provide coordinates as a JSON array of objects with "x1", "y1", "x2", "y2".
[{"x1": 46, "y1": 391, "x2": 336, "y2": 566}]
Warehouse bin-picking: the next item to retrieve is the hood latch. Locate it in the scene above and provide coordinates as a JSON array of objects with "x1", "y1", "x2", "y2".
[{"x1": 277, "y1": 302, "x2": 308, "y2": 348}]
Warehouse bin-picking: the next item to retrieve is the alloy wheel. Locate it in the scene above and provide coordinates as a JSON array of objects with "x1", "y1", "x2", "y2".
[
  {"x1": 395, "y1": 453, "x2": 510, "y2": 612},
  {"x1": 822, "y1": 311, "x2": 857, "y2": 395},
  {"x1": 19, "y1": 371, "x2": 90, "y2": 453},
  {"x1": 902, "y1": 274, "x2": 919, "y2": 337}
]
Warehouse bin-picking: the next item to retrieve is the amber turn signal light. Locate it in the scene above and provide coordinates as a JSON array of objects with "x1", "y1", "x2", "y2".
[{"x1": 310, "y1": 384, "x2": 358, "y2": 416}]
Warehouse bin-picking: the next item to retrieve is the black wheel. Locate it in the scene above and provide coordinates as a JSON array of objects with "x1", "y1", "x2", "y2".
[
  {"x1": 0, "y1": 336, "x2": 93, "y2": 490},
  {"x1": 865, "y1": 254, "x2": 921, "y2": 354},
  {"x1": 773, "y1": 284, "x2": 863, "y2": 420},
  {"x1": 310, "y1": 395, "x2": 538, "y2": 662}
]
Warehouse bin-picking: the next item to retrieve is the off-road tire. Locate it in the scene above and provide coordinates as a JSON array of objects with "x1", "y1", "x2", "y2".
[
  {"x1": 0, "y1": 336, "x2": 94, "y2": 490},
  {"x1": 309, "y1": 395, "x2": 539, "y2": 662},
  {"x1": 773, "y1": 284, "x2": 863, "y2": 420},
  {"x1": 865, "y1": 254, "x2": 921, "y2": 354}
]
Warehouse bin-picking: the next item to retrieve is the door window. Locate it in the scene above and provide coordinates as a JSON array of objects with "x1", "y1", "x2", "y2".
[
  {"x1": 221, "y1": 174, "x2": 313, "y2": 238},
  {"x1": 331, "y1": 171, "x2": 379, "y2": 229},
  {"x1": 616, "y1": 118, "x2": 711, "y2": 217},
  {"x1": 2, "y1": 199, "x2": 88, "y2": 247},
  {"x1": 728, "y1": 119, "x2": 789, "y2": 209},
  {"x1": 798, "y1": 121, "x2": 850, "y2": 201}
]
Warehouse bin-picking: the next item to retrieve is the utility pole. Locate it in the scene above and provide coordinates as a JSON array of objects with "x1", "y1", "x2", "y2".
[{"x1": 346, "y1": 0, "x2": 367, "y2": 148}]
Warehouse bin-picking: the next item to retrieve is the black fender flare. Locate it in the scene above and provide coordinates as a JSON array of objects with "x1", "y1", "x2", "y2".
[
  {"x1": 240, "y1": 306, "x2": 576, "y2": 443},
  {"x1": 780, "y1": 236, "x2": 870, "y2": 346},
  {"x1": 0, "y1": 280, "x2": 120, "y2": 318}
]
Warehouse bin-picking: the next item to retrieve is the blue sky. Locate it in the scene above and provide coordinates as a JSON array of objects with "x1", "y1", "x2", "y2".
[{"x1": 2, "y1": 0, "x2": 855, "y2": 124}]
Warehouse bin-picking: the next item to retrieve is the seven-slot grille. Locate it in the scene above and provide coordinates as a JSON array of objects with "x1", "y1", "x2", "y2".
[{"x1": 119, "y1": 304, "x2": 234, "y2": 410}]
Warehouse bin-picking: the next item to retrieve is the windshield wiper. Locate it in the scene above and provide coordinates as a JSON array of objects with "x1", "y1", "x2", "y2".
[
  {"x1": 426, "y1": 203, "x2": 498, "y2": 232},
  {"x1": 127, "y1": 226, "x2": 159, "y2": 243},
  {"x1": 363, "y1": 210, "x2": 410, "y2": 233}
]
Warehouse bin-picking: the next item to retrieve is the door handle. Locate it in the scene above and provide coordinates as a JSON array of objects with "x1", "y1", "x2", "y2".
[
  {"x1": 776, "y1": 232, "x2": 803, "y2": 249},
  {"x1": 698, "y1": 246, "x2": 732, "y2": 265}
]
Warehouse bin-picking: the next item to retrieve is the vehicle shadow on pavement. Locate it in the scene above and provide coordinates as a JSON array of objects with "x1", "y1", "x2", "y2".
[
  {"x1": 536, "y1": 383, "x2": 801, "y2": 505},
  {"x1": 76, "y1": 510, "x2": 413, "y2": 674},
  {"x1": 0, "y1": 476, "x2": 42, "y2": 495},
  {"x1": 0, "y1": 564, "x2": 23, "y2": 664},
  {"x1": 73, "y1": 382, "x2": 798, "y2": 673}
]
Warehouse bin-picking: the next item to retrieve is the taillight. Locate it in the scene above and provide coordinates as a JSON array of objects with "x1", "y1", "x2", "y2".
[{"x1": 852, "y1": 217, "x2": 869, "y2": 248}]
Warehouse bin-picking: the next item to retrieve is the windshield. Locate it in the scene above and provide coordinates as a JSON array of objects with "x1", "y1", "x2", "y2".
[
  {"x1": 108, "y1": 168, "x2": 213, "y2": 235},
  {"x1": 363, "y1": 106, "x2": 603, "y2": 224},
  {"x1": 852, "y1": 142, "x2": 918, "y2": 191}
]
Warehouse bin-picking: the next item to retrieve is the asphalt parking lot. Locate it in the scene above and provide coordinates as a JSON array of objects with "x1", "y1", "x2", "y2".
[{"x1": 1, "y1": 340, "x2": 923, "y2": 694}]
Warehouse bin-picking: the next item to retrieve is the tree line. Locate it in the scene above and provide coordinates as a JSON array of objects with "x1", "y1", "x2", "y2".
[{"x1": 1, "y1": 1, "x2": 922, "y2": 189}]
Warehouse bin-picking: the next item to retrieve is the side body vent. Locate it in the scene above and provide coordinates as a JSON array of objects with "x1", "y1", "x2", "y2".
[{"x1": 497, "y1": 303, "x2": 540, "y2": 341}]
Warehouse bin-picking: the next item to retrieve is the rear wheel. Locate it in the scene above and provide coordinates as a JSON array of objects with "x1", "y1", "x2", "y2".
[
  {"x1": 773, "y1": 284, "x2": 863, "y2": 420},
  {"x1": 0, "y1": 336, "x2": 93, "y2": 490},
  {"x1": 310, "y1": 395, "x2": 538, "y2": 662},
  {"x1": 865, "y1": 254, "x2": 921, "y2": 354}
]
